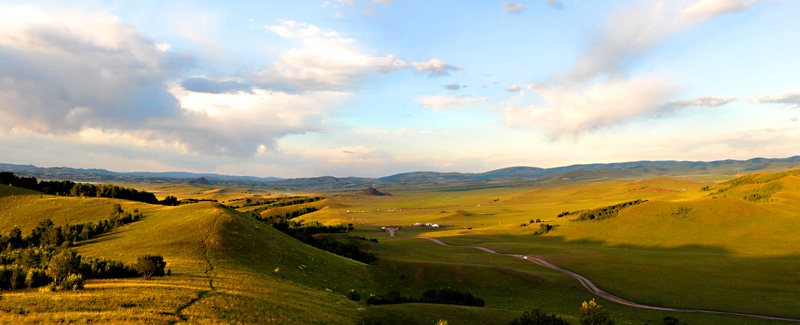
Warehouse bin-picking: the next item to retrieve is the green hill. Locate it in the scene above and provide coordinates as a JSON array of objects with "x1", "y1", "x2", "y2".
[{"x1": 0, "y1": 188, "x2": 369, "y2": 323}]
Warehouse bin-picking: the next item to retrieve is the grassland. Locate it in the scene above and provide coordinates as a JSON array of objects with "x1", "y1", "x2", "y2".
[
  {"x1": 308, "y1": 174, "x2": 800, "y2": 323},
  {"x1": 1, "y1": 169, "x2": 800, "y2": 324}
]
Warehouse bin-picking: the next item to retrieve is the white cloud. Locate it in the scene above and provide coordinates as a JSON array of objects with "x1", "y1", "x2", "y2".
[
  {"x1": 501, "y1": 2, "x2": 525, "y2": 13},
  {"x1": 682, "y1": 0, "x2": 759, "y2": 21},
  {"x1": 660, "y1": 96, "x2": 738, "y2": 114},
  {"x1": 500, "y1": 0, "x2": 761, "y2": 137},
  {"x1": 505, "y1": 85, "x2": 521, "y2": 92},
  {"x1": 756, "y1": 89, "x2": 800, "y2": 109},
  {"x1": 256, "y1": 21, "x2": 459, "y2": 91},
  {"x1": 504, "y1": 77, "x2": 680, "y2": 137},
  {"x1": 560, "y1": 1, "x2": 759, "y2": 84},
  {"x1": 170, "y1": 85, "x2": 350, "y2": 156},
  {"x1": 0, "y1": 5, "x2": 358, "y2": 158},
  {"x1": 416, "y1": 95, "x2": 489, "y2": 111},
  {"x1": 411, "y1": 59, "x2": 464, "y2": 77},
  {"x1": 374, "y1": 0, "x2": 394, "y2": 5}
]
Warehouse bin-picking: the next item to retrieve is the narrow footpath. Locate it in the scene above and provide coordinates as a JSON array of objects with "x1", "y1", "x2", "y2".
[
  {"x1": 422, "y1": 237, "x2": 800, "y2": 323},
  {"x1": 173, "y1": 215, "x2": 220, "y2": 323}
]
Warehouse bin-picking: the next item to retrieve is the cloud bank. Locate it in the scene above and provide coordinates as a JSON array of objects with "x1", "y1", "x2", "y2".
[{"x1": 502, "y1": 0, "x2": 759, "y2": 137}]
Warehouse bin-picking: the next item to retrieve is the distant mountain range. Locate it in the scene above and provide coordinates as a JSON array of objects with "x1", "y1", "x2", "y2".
[{"x1": 3, "y1": 156, "x2": 800, "y2": 191}]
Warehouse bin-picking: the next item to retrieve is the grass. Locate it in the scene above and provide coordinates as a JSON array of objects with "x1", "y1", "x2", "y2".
[
  {"x1": 308, "y1": 172, "x2": 800, "y2": 323},
  {"x1": 0, "y1": 188, "x2": 367, "y2": 323},
  {"x1": 3, "y1": 170, "x2": 800, "y2": 324}
]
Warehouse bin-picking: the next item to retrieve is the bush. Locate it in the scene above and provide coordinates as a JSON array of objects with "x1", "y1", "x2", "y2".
[
  {"x1": 61, "y1": 273, "x2": 84, "y2": 291},
  {"x1": 509, "y1": 308, "x2": 569, "y2": 325},
  {"x1": 39, "y1": 282, "x2": 56, "y2": 292},
  {"x1": 133, "y1": 255, "x2": 166, "y2": 279},
  {"x1": 25, "y1": 268, "x2": 49, "y2": 288},
  {"x1": 580, "y1": 299, "x2": 615, "y2": 325},
  {"x1": 347, "y1": 289, "x2": 361, "y2": 301}
]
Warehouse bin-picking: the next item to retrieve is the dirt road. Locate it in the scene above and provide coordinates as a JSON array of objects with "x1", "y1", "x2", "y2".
[{"x1": 422, "y1": 237, "x2": 800, "y2": 323}]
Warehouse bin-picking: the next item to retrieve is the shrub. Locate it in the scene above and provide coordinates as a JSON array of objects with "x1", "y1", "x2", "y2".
[
  {"x1": 347, "y1": 289, "x2": 361, "y2": 301},
  {"x1": 133, "y1": 255, "x2": 166, "y2": 279},
  {"x1": 25, "y1": 268, "x2": 49, "y2": 288},
  {"x1": 580, "y1": 299, "x2": 615, "y2": 325},
  {"x1": 61, "y1": 273, "x2": 84, "y2": 291},
  {"x1": 39, "y1": 282, "x2": 56, "y2": 292},
  {"x1": 509, "y1": 308, "x2": 569, "y2": 325}
]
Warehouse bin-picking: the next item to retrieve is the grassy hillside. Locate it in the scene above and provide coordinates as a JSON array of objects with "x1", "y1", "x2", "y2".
[{"x1": 0, "y1": 189, "x2": 369, "y2": 323}]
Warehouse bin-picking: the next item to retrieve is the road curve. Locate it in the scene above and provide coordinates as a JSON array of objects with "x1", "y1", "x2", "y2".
[{"x1": 421, "y1": 237, "x2": 800, "y2": 323}]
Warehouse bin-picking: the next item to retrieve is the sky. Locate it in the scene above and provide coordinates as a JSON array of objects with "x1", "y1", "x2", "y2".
[{"x1": 1, "y1": 0, "x2": 799, "y2": 178}]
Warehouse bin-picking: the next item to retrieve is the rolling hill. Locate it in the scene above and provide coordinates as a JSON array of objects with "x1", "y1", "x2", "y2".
[{"x1": 4, "y1": 155, "x2": 800, "y2": 191}]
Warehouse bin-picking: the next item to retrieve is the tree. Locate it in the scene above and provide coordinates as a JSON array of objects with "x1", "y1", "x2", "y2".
[
  {"x1": 8, "y1": 226, "x2": 22, "y2": 248},
  {"x1": 580, "y1": 299, "x2": 615, "y2": 325},
  {"x1": 347, "y1": 289, "x2": 361, "y2": 301},
  {"x1": 509, "y1": 308, "x2": 569, "y2": 325},
  {"x1": 160, "y1": 195, "x2": 180, "y2": 206},
  {"x1": 47, "y1": 250, "x2": 81, "y2": 284},
  {"x1": 133, "y1": 255, "x2": 167, "y2": 279}
]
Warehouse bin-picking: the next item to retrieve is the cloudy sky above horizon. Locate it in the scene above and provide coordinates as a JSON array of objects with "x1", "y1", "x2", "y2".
[{"x1": 1, "y1": 0, "x2": 799, "y2": 178}]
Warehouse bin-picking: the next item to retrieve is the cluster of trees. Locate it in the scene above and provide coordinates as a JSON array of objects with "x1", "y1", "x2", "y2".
[
  {"x1": 0, "y1": 172, "x2": 179, "y2": 205},
  {"x1": 670, "y1": 206, "x2": 693, "y2": 218},
  {"x1": 0, "y1": 205, "x2": 142, "y2": 250},
  {"x1": 293, "y1": 233, "x2": 378, "y2": 264},
  {"x1": 0, "y1": 246, "x2": 165, "y2": 291},
  {"x1": 508, "y1": 299, "x2": 622, "y2": 325},
  {"x1": 231, "y1": 196, "x2": 324, "y2": 209},
  {"x1": 0, "y1": 205, "x2": 160, "y2": 290},
  {"x1": 573, "y1": 200, "x2": 648, "y2": 221},
  {"x1": 366, "y1": 289, "x2": 484, "y2": 307},
  {"x1": 246, "y1": 206, "x2": 378, "y2": 264},
  {"x1": 557, "y1": 211, "x2": 581, "y2": 218},
  {"x1": 534, "y1": 224, "x2": 553, "y2": 235}
]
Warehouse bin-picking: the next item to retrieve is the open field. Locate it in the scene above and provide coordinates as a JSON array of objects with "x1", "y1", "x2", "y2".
[{"x1": 1, "y1": 170, "x2": 799, "y2": 323}]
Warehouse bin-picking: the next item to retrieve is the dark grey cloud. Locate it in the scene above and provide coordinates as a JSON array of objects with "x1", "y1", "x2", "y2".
[
  {"x1": 757, "y1": 90, "x2": 800, "y2": 109},
  {"x1": 659, "y1": 96, "x2": 738, "y2": 114},
  {"x1": 547, "y1": 0, "x2": 564, "y2": 9},
  {"x1": 443, "y1": 84, "x2": 466, "y2": 91},
  {"x1": 0, "y1": 10, "x2": 191, "y2": 133},
  {"x1": 181, "y1": 78, "x2": 253, "y2": 94}
]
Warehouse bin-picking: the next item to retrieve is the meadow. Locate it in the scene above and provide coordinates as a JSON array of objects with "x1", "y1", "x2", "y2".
[{"x1": 0, "y1": 170, "x2": 798, "y2": 323}]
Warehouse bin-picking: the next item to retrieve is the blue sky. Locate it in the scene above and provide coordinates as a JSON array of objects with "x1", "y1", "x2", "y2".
[{"x1": 1, "y1": 0, "x2": 799, "y2": 177}]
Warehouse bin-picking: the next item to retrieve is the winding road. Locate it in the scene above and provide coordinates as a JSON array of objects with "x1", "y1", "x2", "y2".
[{"x1": 422, "y1": 237, "x2": 800, "y2": 323}]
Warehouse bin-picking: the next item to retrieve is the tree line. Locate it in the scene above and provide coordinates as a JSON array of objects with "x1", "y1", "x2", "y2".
[
  {"x1": 0, "y1": 172, "x2": 178, "y2": 205},
  {"x1": 0, "y1": 204, "x2": 141, "y2": 250},
  {"x1": 245, "y1": 206, "x2": 378, "y2": 264},
  {"x1": 561, "y1": 199, "x2": 648, "y2": 221},
  {"x1": 365, "y1": 288, "x2": 485, "y2": 307},
  {"x1": 233, "y1": 196, "x2": 325, "y2": 210}
]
